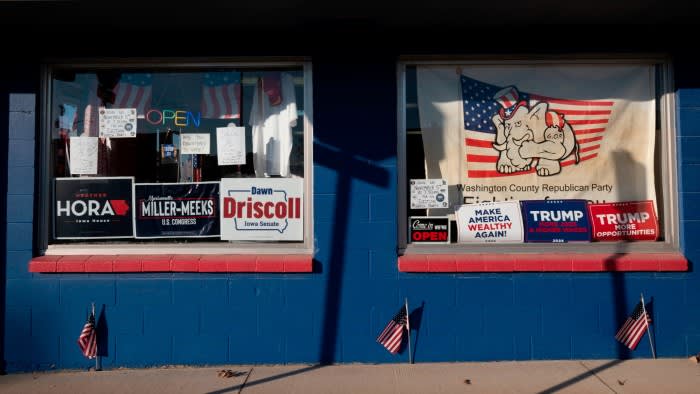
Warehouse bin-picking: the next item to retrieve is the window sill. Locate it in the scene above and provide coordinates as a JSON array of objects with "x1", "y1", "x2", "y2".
[
  {"x1": 29, "y1": 254, "x2": 313, "y2": 273},
  {"x1": 398, "y1": 252, "x2": 688, "y2": 272}
]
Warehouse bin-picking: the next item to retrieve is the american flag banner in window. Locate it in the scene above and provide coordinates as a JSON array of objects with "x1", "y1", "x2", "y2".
[
  {"x1": 415, "y1": 65, "x2": 657, "y2": 207},
  {"x1": 201, "y1": 72, "x2": 241, "y2": 119}
]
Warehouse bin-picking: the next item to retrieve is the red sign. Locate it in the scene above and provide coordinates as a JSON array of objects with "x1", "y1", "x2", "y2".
[
  {"x1": 409, "y1": 217, "x2": 450, "y2": 244},
  {"x1": 587, "y1": 201, "x2": 658, "y2": 241}
]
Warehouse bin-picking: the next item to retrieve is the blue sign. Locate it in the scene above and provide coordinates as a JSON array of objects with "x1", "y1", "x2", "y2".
[
  {"x1": 521, "y1": 199, "x2": 591, "y2": 243},
  {"x1": 135, "y1": 182, "x2": 219, "y2": 238}
]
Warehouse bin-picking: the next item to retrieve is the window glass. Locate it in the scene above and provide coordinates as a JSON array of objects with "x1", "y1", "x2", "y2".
[
  {"x1": 49, "y1": 66, "x2": 306, "y2": 244},
  {"x1": 403, "y1": 61, "x2": 671, "y2": 246}
]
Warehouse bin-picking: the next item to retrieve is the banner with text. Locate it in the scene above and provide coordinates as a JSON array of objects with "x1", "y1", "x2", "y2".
[
  {"x1": 135, "y1": 182, "x2": 219, "y2": 238},
  {"x1": 522, "y1": 199, "x2": 591, "y2": 243},
  {"x1": 455, "y1": 201, "x2": 523, "y2": 243},
  {"x1": 220, "y1": 178, "x2": 304, "y2": 241},
  {"x1": 54, "y1": 177, "x2": 134, "y2": 239},
  {"x1": 416, "y1": 65, "x2": 656, "y2": 213},
  {"x1": 588, "y1": 200, "x2": 658, "y2": 241}
]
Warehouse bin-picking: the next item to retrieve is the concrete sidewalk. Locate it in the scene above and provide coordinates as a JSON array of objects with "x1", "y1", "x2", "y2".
[{"x1": 1, "y1": 358, "x2": 699, "y2": 394}]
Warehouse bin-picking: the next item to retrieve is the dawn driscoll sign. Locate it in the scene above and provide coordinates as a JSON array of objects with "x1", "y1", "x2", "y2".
[
  {"x1": 521, "y1": 199, "x2": 591, "y2": 242},
  {"x1": 54, "y1": 177, "x2": 134, "y2": 239},
  {"x1": 134, "y1": 182, "x2": 219, "y2": 238},
  {"x1": 220, "y1": 178, "x2": 303, "y2": 241}
]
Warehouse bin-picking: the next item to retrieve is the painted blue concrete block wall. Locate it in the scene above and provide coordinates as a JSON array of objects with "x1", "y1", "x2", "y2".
[{"x1": 3, "y1": 57, "x2": 700, "y2": 372}]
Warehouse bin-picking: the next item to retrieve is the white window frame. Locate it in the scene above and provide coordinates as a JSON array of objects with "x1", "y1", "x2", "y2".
[
  {"x1": 38, "y1": 58, "x2": 314, "y2": 255},
  {"x1": 397, "y1": 55, "x2": 680, "y2": 255}
]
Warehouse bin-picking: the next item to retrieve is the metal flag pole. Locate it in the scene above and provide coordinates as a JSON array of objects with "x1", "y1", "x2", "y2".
[
  {"x1": 641, "y1": 293, "x2": 656, "y2": 359},
  {"x1": 405, "y1": 298, "x2": 412, "y2": 364}
]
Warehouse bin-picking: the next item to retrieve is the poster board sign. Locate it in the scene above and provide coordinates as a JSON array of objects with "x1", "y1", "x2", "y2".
[
  {"x1": 181, "y1": 133, "x2": 211, "y2": 154},
  {"x1": 54, "y1": 177, "x2": 134, "y2": 239},
  {"x1": 409, "y1": 216, "x2": 450, "y2": 244},
  {"x1": 455, "y1": 201, "x2": 523, "y2": 243},
  {"x1": 69, "y1": 136, "x2": 98, "y2": 175},
  {"x1": 588, "y1": 200, "x2": 658, "y2": 241},
  {"x1": 99, "y1": 108, "x2": 137, "y2": 138},
  {"x1": 410, "y1": 179, "x2": 448, "y2": 209},
  {"x1": 134, "y1": 182, "x2": 219, "y2": 238},
  {"x1": 522, "y1": 199, "x2": 591, "y2": 243},
  {"x1": 216, "y1": 126, "x2": 246, "y2": 165},
  {"x1": 220, "y1": 178, "x2": 303, "y2": 241}
]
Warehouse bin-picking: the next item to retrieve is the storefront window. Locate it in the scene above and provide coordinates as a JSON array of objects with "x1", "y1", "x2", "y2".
[
  {"x1": 41, "y1": 62, "x2": 312, "y2": 251},
  {"x1": 400, "y1": 58, "x2": 678, "y2": 252}
]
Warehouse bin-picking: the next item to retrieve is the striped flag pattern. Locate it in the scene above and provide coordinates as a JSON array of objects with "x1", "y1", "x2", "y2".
[
  {"x1": 376, "y1": 305, "x2": 408, "y2": 354},
  {"x1": 77, "y1": 308, "x2": 97, "y2": 359},
  {"x1": 461, "y1": 74, "x2": 613, "y2": 178},
  {"x1": 201, "y1": 72, "x2": 241, "y2": 119},
  {"x1": 615, "y1": 300, "x2": 652, "y2": 350},
  {"x1": 113, "y1": 73, "x2": 152, "y2": 116}
]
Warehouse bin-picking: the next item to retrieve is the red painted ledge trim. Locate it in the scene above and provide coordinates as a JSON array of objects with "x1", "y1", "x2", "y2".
[
  {"x1": 398, "y1": 253, "x2": 688, "y2": 272},
  {"x1": 29, "y1": 254, "x2": 313, "y2": 273}
]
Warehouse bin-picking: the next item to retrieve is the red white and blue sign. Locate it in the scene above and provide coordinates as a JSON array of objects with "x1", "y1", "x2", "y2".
[
  {"x1": 455, "y1": 201, "x2": 524, "y2": 243},
  {"x1": 220, "y1": 178, "x2": 303, "y2": 241},
  {"x1": 522, "y1": 199, "x2": 591, "y2": 243},
  {"x1": 588, "y1": 200, "x2": 658, "y2": 241},
  {"x1": 134, "y1": 182, "x2": 219, "y2": 238}
]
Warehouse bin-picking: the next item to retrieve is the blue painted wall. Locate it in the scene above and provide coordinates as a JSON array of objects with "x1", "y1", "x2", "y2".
[{"x1": 3, "y1": 54, "x2": 700, "y2": 372}]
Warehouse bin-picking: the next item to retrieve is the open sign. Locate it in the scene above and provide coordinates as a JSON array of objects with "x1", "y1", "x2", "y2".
[{"x1": 409, "y1": 217, "x2": 450, "y2": 244}]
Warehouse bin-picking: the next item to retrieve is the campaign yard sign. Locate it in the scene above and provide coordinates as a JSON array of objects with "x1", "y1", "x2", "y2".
[
  {"x1": 220, "y1": 178, "x2": 303, "y2": 241},
  {"x1": 135, "y1": 182, "x2": 219, "y2": 238},
  {"x1": 522, "y1": 199, "x2": 591, "y2": 243},
  {"x1": 409, "y1": 217, "x2": 450, "y2": 244},
  {"x1": 588, "y1": 200, "x2": 658, "y2": 241},
  {"x1": 54, "y1": 177, "x2": 134, "y2": 239},
  {"x1": 455, "y1": 201, "x2": 523, "y2": 243}
]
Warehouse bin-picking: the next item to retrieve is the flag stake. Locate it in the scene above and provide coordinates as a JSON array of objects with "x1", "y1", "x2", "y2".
[
  {"x1": 405, "y1": 298, "x2": 412, "y2": 365},
  {"x1": 641, "y1": 293, "x2": 656, "y2": 359},
  {"x1": 92, "y1": 302, "x2": 100, "y2": 371}
]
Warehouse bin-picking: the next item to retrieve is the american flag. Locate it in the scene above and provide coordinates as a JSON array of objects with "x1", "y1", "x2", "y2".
[
  {"x1": 77, "y1": 308, "x2": 97, "y2": 359},
  {"x1": 615, "y1": 300, "x2": 652, "y2": 350},
  {"x1": 376, "y1": 305, "x2": 408, "y2": 354},
  {"x1": 461, "y1": 74, "x2": 613, "y2": 178},
  {"x1": 201, "y1": 72, "x2": 241, "y2": 119},
  {"x1": 113, "y1": 73, "x2": 152, "y2": 116}
]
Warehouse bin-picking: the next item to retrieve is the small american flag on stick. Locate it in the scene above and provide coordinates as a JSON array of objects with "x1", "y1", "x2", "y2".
[
  {"x1": 615, "y1": 299, "x2": 652, "y2": 350},
  {"x1": 78, "y1": 304, "x2": 97, "y2": 359},
  {"x1": 376, "y1": 304, "x2": 409, "y2": 354}
]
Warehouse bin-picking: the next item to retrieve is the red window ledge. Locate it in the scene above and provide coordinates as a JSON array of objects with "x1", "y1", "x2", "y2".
[
  {"x1": 29, "y1": 254, "x2": 312, "y2": 273},
  {"x1": 398, "y1": 253, "x2": 688, "y2": 272}
]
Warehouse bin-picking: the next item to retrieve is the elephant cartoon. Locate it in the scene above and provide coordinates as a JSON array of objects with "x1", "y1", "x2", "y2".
[
  {"x1": 518, "y1": 104, "x2": 580, "y2": 176},
  {"x1": 490, "y1": 86, "x2": 579, "y2": 176},
  {"x1": 491, "y1": 103, "x2": 535, "y2": 173}
]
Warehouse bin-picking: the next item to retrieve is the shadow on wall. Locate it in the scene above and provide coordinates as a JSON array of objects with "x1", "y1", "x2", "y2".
[
  {"x1": 312, "y1": 58, "x2": 395, "y2": 364},
  {"x1": 607, "y1": 149, "x2": 647, "y2": 360}
]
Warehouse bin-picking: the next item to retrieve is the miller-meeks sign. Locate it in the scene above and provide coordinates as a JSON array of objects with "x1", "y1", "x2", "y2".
[
  {"x1": 220, "y1": 178, "x2": 303, "y2": 241},
  {"x1": 135, "y1": 182, "x2": 219, "y2": 238}
]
